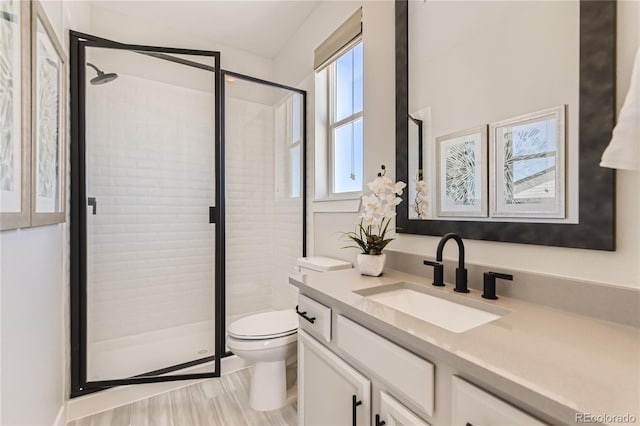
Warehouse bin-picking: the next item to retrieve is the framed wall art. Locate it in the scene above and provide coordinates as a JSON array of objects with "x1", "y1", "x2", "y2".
[
  {"x1": 31, "y1": 0, "x2": 66, "y2": 227},
  {"x1": 435, "y1": 125, "x2": 488, "y2": 217},
  {"x1": 489, "y1": 105, "x2": 566, "y2": 218},
  {"x1": 1, "y1": 0, "x2": 31, "y2": 230}
]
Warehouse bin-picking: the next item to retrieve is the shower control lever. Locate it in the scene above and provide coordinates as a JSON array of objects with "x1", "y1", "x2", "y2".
[
  {"x1": 295, "y1": 305, "x2": 316, "y2": 324},
  {"x1": 88, "y1": 197, "x2": 97, "y2": 215}
]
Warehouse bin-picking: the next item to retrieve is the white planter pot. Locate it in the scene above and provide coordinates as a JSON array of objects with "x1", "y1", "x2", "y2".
[{"x1": 357, "y1": 253, "x2": 386, "y2": 277}]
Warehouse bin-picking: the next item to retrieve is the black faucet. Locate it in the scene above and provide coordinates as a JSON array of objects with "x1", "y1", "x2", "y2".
[{"x1": 436, "y1": 233, "x2": 469, "y2": 293}]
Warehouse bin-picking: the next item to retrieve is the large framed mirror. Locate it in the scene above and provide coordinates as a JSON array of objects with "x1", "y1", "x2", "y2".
[{"x1": 395, "y1": 0, "x2": 616, "y2": 250}]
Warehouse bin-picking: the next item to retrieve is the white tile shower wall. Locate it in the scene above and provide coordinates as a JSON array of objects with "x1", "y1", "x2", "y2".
[
  {"x1": 271, "y1": 97, "x2": 302, "y2": 310},
  {"x1": 271, "y1": 198, "x2": 303, "y2": 310},
  {"x1": 86, "y1": 73, "x2": 215, "y2": 346},
  {"x1": 225, "y1": 97, "x2": 276, "y2": 319},
  {"x1": 225, "y1": 94, "x2": 303, "y2": 320}
]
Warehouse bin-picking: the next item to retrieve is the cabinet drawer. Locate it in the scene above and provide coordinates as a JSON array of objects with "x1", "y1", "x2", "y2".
[
  {"x1": 451, "y1": 376, "x2": 546, "y2": 426},
  {"x1": 297, "y1": 294, "x2": 331, "y2": 343},
  {"x1": 336, "y1": 315, "x2": 435, "y2": 417}
]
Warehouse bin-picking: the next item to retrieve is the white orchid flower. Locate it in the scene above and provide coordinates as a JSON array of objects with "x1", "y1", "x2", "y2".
[
  {"x1": 381, "y1": 176, "x2": 394, "y2": 189},
  {"x1": 367, "y1": 177, "x2": 384, "y2": 195},
  {"x1": 344, "y1": 166, "x2": 407, "y2": 256},
  {"x1": 392, "y1": 181, "x2": 407, "y2": 195}
]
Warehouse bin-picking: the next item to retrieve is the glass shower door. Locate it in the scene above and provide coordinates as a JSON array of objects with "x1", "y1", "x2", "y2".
[{"x1": 70, "y1": 33, "x2": 223, "y2": 394}]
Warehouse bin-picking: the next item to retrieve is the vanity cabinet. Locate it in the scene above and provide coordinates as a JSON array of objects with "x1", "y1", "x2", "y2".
[
  {"x1": 298, "y1": 330, "x2": 371, "y2": 426},
  {"x1": 379, "y1": 391, "x2": 431, "y2": 426},
  {"x1": 451, "y1": 376, "x2": 546, "y2": 426},
  {"x1": 298, "y1": 329, "x2": 428, "y2": 426},
  {"x1": 335, "y1": 315, "x2": 435, "y2": 418},
  {"x1": 297, "y1": 293, "x2": 549, "y2": 426},
  {"x1": 297, "y1": 293, "x2": 433, "y2": 426}
]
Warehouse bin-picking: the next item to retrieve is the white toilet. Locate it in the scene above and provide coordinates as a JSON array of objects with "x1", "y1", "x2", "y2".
[{"x1": 227, "y1": 256, "x2": 352, "y2": 411}]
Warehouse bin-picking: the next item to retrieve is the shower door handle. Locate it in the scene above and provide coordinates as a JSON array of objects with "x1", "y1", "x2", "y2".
[{"x1": 88, "y1": 197, "x2": 97, "y2": 215}]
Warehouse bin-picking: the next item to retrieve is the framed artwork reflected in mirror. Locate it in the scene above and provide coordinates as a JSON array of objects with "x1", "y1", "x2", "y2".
[
  {"x1": 490, "y1": 106, "x2": 565, "y2": 219},
  {"x1": 31, "y1": 0, "x2": 66, "y2": 227},
  {"x1": 1, "y1": 0, "x2": 31, "y2": 230}
]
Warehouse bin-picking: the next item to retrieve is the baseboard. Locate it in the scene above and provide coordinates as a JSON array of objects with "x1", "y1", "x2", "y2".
[
  {"x1": 53, "y1": 405, "x2": 66, "y2": 426},
  {"x1": 66, "y1": 355, "x2": 250, "y2": 423}
]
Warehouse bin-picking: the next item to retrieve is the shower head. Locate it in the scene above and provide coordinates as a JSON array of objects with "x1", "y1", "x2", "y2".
[{"x1": 87, "y1": 62, "x2": 118, "y2": 85}]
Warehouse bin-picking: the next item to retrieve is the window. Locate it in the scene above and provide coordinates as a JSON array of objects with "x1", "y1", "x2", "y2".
[
  {"x1": 313, "y1": 8, "x2": 363, "y2": 203},
  {"x1": 276, "y1": 93, "x2": 303, "y2": 199},
  {"x1": 329, "y1": 42, "x2": 363, "y2": 194},
  {"x1": 290, "y1": 93, "x2": 302, "y2": 198}
]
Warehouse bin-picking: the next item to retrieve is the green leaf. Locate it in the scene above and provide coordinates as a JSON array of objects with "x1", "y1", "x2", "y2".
[
  {"x1": 380, "y1": 218, "x2": 391, "y2": 239},
  {"x1": 377, "y1": 238, "x2": 395, "y2": 251}
]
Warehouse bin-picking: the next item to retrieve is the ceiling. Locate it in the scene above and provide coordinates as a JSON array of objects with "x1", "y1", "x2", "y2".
[{"x1": 90, "y1": 1, "x2": 321, "y2": 58}]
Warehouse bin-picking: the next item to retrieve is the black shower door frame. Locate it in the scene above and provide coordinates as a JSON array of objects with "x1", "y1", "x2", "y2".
[{"x1": 69, "y1": 31, "x2": 226, "y2": 397}]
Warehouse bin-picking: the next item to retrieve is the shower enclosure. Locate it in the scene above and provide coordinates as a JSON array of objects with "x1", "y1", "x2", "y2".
[
  {"x1": 70, "y1": 32, "x2": 306, "y2": 397},
  {"x1": 222, "y1": 71, "x2": 307, "y2": 335}
]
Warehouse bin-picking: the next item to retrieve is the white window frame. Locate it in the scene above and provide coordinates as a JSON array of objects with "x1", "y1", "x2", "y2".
[
  {"x1": 326, "y1": 39, "x2": 363, "y2": 200},
  {"x1": 289, "y1": 94, "x2": 302, "y2": 199},
  {"x1": 275, "y1": 95, "x2": 302, "y2": 199}
]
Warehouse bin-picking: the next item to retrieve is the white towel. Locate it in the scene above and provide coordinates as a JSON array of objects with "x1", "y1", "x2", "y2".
[{"x1": 600, "y1": 47, "x2": 640, "y2": 170}]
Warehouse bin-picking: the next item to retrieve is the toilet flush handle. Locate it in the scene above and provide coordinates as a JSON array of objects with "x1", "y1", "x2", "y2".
[{"x1": 295, "y1": 305, "x2": 316, "y2": 324}]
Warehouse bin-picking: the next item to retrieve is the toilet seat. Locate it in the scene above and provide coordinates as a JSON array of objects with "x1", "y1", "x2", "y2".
[
  {"x1": 228, "y1": 310, "x2": 298, "y2": 340},
  {"x1": 227, "y1": 332, "x2": 298, "y2": 351}
]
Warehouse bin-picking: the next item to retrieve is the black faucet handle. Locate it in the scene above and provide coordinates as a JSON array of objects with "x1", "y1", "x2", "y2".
[
  {"x1": 423, "y1": 260, "x2": 445, "y2": 286},
  {"x1": 487, "y1": 272, "x2": 513, "y2": 281},
  {"x1": 482, "y1": 271, "x2": 513, "y2": 300}
]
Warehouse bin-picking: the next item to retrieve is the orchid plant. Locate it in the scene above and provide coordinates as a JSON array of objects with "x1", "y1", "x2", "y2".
[
  {"x1": 413, "y1": 174, "x2": 430, "y2": 219},
  {"x1": 344, "y1": 165, "x2": 407, "y2": 255}
]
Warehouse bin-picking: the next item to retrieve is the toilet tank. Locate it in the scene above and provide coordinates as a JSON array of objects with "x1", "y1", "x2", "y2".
[{"x1": 296, "y1": 256, "x2": 352, "y2": 273}]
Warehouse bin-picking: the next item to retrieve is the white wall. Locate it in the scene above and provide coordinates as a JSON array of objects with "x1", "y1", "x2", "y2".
[
  {"x1": 1, "y1": 227, "x2": 64, "y2": 425},
  {"x1": 274, "y1": 0, "x2": 640, "y2": 289},
  {"x1": 88, "y1": 4, "x2": 274, "y2": 82},
  {"x1": 0, "y1": 1, "x2": 90, "y2": 424}
]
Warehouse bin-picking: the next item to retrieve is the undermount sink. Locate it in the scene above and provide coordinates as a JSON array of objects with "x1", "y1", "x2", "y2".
[{"x1": 355, "y1": 282, "x2": 509, "y2": 333}]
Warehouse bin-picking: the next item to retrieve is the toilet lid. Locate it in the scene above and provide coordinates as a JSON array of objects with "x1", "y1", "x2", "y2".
[{"x1": 228, "y1": 310, "x2": 298, "y2": 340}]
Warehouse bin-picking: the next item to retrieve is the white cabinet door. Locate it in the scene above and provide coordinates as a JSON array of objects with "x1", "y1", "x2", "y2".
[
  {"x1": 298, "y1": 330, "x2": 371, "y2": 426},
  {"x1": 451, "y1": 377, "x2": 546, "y2": 426},
  {"x1": 378, "y1": 391, "x2": 431, "y2": 426}
]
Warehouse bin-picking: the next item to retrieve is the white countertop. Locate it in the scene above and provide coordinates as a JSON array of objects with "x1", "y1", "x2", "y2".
[{"x1": 290, "y1": 268, "x2": 640, "y2": 425}]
